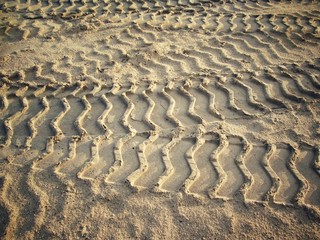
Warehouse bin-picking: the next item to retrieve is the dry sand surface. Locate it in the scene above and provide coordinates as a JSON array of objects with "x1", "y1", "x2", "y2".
[{"x1": 0, "y1": 0, "x2": 320, "y2": 239}]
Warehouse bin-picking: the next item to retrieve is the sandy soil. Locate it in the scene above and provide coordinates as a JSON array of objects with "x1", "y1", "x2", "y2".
[{"x1": 0, "y1": 0, "x2": 320, "y2": 239}]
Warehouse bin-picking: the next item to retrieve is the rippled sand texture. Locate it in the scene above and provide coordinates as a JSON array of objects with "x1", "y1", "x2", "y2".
[{"x1": 0, "y1": 0, "x2": 320, "y2": 239}]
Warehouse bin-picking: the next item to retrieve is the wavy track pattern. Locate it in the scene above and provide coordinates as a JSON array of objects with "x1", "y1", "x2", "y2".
[
  {"x1": 0, "y1": 81, "x2": 319, "y2": 211},
  {"x1": 3, "y1": 30, "x2": 318, "y2": 88},
  {"x1": 1, "y1": 0, "x2": 319, "y2": 41},
  {"x1": 1, "y1": 1, "x2": 320, "y2": 238}
]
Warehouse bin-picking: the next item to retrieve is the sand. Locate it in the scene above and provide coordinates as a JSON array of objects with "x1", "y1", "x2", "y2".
[{"x1": 0, "y1": 0, "x2": 320, "y2": 239}]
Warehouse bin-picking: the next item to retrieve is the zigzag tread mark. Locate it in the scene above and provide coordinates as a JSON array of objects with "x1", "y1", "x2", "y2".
[{"x1": 0, "y1": 80, "x2": 319, "y2": 209}]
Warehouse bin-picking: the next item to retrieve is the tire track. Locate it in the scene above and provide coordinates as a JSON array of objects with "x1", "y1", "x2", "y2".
[
  {"x1": 1, "y1": 1, "x2": 320, "y2": 237},
  {"x1": 2, "y1": 0, "x2": 319, "y2": 50},
  {"x1": 0, "y1": 84, "x2": 319, "y2": 234}
]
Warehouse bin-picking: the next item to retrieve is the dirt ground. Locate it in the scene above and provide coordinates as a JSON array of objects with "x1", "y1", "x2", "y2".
[{"x1": 0, "y1": 0, "x2": 320, "y2": 239}]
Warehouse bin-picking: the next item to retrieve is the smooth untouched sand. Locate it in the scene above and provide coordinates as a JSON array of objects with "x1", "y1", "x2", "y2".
[{"x1": 0, "y1": 0, "x2": 320, "y2": 239}]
